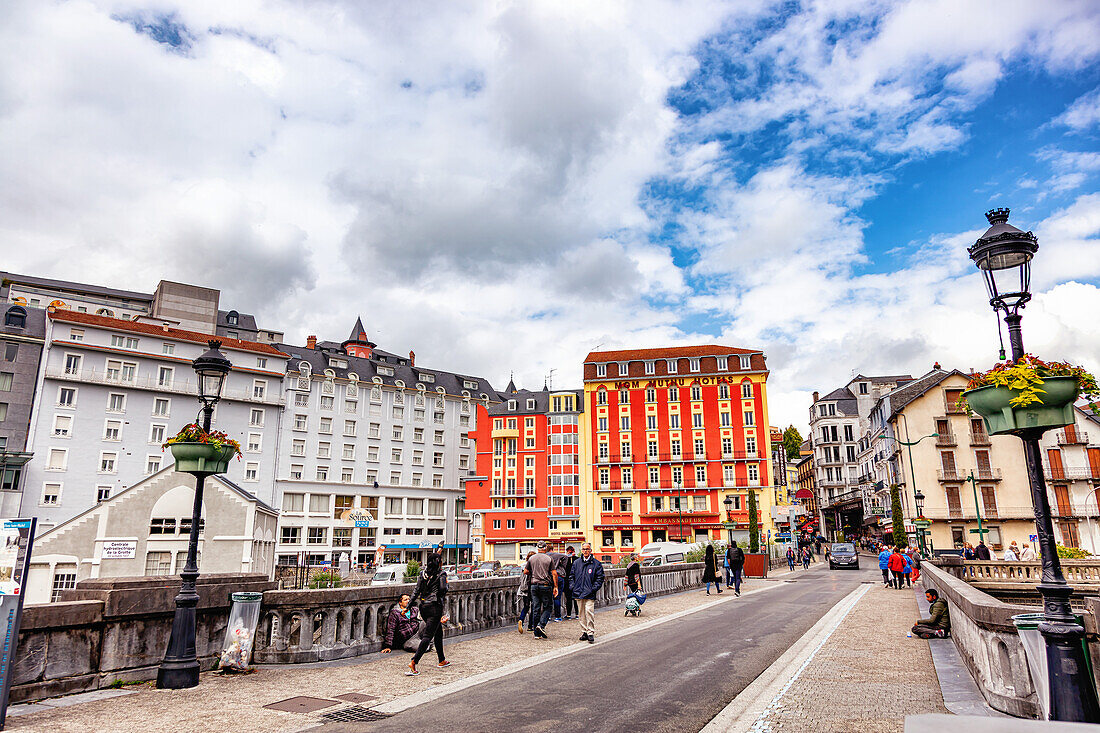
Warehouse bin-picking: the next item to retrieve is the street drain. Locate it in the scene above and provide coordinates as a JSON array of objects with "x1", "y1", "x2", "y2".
[
  {"x1": 782, "y1": 580, "x2": 797, "y2": 583},
  {"x1": 320, "y1": 706, "x2": 393, "y2": 723}
]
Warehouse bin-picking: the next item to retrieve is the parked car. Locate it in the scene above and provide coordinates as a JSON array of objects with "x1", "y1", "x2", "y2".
[
  {"x1": 828, "y1": 543, "x2": 860, "y2": 570},
  {"x1": 442, "y1": 564, "x2": 457, "y2": 576},
  {"x1": 370, "y1": 564, "x2": 408, "y2": 586},
  {"x1": 471, "y1": 568, "x2": 495, "y2": 579},
  {"x1": 497, "y1": 564, "x2": 523, "y2": 577},
  {"x1": 477, "y1": 560, "x2": 501, "y2": 574},
  {"x1": 639, "y1": 541, "x2": 689, "y2": 566},
  {"x1": 455, "y1": 564, "x2": 475, "y2": 578}
]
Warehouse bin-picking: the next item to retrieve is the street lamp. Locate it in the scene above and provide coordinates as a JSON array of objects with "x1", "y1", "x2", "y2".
[
  {"x1": 156, "y1": 340, "x2": 231, "y2": 690},
  {"x1": 913, "y1": 487, "x2": 926, "y2": 553},
  {"x1": 723, "y1": 495, "x2": 735, "y2": 547},
  {"x1": 895, "y1": 418, "x2": 938, "y2": 553},
  {"x1": 968, "y1": 209, "x2": 1100, "y2": 722}
]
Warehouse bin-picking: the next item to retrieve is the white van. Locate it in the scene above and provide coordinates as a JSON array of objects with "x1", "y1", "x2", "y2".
[
  {"x1": 370, "y1": 564, "x2": 409, "y2": 586},
  {"x1": 638, "y1": 542, "x2": 690, "y2": 567}
]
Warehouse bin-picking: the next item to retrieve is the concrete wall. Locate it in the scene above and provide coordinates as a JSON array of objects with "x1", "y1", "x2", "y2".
[{"x1": 11, "y1": 573, "x2": 273, "y2": 703}]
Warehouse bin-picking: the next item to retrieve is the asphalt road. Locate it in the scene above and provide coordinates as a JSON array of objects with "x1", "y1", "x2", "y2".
[{"x1": 320, "y1": 562, "x2": 880, "y2": 733}]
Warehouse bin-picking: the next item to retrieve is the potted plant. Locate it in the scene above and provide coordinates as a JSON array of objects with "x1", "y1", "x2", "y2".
[
  {"x1": 163, "y1": 423, "x2": 242, "y2": 474},
  {"x1": 960, "y1": 355, "x2": 1099, "y2": 436}
]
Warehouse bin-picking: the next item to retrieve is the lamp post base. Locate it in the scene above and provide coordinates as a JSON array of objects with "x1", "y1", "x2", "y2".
[{"x1": 155, "y1": 583, "x2": 200, "y2": 689}]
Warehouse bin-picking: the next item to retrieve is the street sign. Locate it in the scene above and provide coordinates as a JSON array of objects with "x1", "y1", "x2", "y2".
[
  {"x1": 913, "y1": 519, "x2": 932, "y2": 529},
  {"x1": 102, "y1": 540, "x2": 136, "y2": 559},
  {"x1": 0, "y1": 518, "x2": 36, "y2": 729},
  {"x1": 969, "y1": 527, "x2": 991, "y2": 535}
]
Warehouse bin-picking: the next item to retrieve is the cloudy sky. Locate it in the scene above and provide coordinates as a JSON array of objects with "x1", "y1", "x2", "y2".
[{"x1": 2, "y1": 0, "x2": 1099, "y2": 432}]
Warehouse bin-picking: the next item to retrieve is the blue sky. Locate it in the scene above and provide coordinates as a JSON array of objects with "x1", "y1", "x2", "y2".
[{"x1": 1, "y1": 0, "x2": 1098, "y2": 430}]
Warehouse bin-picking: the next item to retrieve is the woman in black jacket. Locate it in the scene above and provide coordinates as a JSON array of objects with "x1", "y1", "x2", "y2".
[
  {"x1": 702, "y1": 544, "x2": 723, "y2": 595},
  {"x1": 406, "y1": 554, "x2": 450, "y2": 675}
]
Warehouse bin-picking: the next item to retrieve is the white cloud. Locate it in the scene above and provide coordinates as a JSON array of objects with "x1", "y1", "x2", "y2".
[{"x1": 1056, "y1": 87, "x2": 1100, "y2": 131}]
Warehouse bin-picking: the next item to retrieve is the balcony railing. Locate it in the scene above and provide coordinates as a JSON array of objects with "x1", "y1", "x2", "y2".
[
  {"x1": 974, "y1": 468, "x2": 1003, "y2": 482},
  {"x1": 935, "y1": 431, "x2": 957, "y2": 447},
  {"x1": 969, "y1": 431, "x2": 991, "y2": 446},
  {"x1": 489, "y1": 488, "x2": 537, "y2": 498},
  {"x1": 1045, "y1": 466, "x2": 1100, "y2": 481},
  {"x1": 945, "y1": 398, "x2": 967, "y2": 415},
  {"x1": 1057, "y1": 429, "x2": 1089, "y2": 446},
  {"x1": 922, "y1": 506, "x2": 1037, "y2": 521},
  {"x1": 45, "y1": 366, "x2": 285, "y2": 405}
]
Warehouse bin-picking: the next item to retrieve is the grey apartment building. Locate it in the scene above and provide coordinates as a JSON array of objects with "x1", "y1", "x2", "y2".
[
  {"x1": 0, "y1": 303, "x2": 46, "y2": 516},
  {"x1": 271, "y1": 321, "x2": 498, "y2": 568}
]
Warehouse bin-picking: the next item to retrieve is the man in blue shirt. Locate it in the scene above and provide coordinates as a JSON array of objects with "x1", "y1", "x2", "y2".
[{"x1": 878, "y1": 545, "x2": 893, "y2": 586}]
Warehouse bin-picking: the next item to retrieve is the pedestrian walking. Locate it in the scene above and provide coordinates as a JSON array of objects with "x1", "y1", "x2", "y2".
[
  {"x1": 516, "y1": 550, "x2": 535, "y2": 633},
  {"x1": 878, "y1": 545, "x2": 893, "y2": 586},
  {"x1": 909, "y1": 547, "x2": 922, "y2": 583},
  {"x1": 727, "y1": 541, "x2": 745, "y2": 596},
  {"x1": 523, "y1": 541, "x2": 558, "y2": 639},
  {"x1": 800, "y1": 546, "x2": 812, "y2": 570},
  {"x1": 787, "y1": 546, "x2": 797, "y2": 572},
  {"x1": 901, "y1": 547, "x2": 913, "y2": 587},
  {"x1": 571, "y1": 542, "x2": 605, "y2": 644},
  {"x1": 975, "y1": 540, "x2": 991, "y2": 560},
  {"x1": 380, "y1": 594, "x2": 421, "y2": 653},
  {"x1": 888, "y1": 546, "x2": 907, "y2": 589},
  {"x1": 561, "y1": 546, "x2": 578, "y2": 619},
  {"x1": 703, "y1": 544, "x2": 724, "y2": 594},
  {"x1": 723, "y1": 546, "x2": 731, "y2": 587},
  {"x1": 1020, "y1": 543, "x2": 1037, "y2": 561},
  {"x1": 406, "y1": 554, "x2": 449, "y2": 676},
  {"x1": 548, "y1": 548, "x2": 566, "y2": 621}
]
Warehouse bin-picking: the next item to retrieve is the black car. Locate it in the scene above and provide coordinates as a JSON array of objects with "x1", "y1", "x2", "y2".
[{"x1": 829, "y1": 542, "x2": 859, "y2": 570}]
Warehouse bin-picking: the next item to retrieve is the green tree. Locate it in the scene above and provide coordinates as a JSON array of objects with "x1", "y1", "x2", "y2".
[
  {"x1": 890, "y1": 484, "x2": 906, "y2": 548},
  {"x1": 403, "y1": 559, "x2": 421, "y2": 582},
  {"x1": 748, "y1": 489, "x2": 760, "y2": 552},
  {"x1": 782, "y1": 425, "x2": 803, "y2": 461}
]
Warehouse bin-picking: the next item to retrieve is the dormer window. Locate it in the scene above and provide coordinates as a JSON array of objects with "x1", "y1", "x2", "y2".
[
  {"x1": 689, "y1": 358, "x2": 700, "y2": 372},
  {"x1": 330, "y1": 358, "x2": 347, "y2": 369},
  {"x1": 508, "y1": 400, "x2": 517, "y2": 410},
  {"x1": 716, "y1": 356, "x2": 728, "y2": 370},
  {"x1": 419, "y1": 372, "x2": 435, "y2": 383},
  {"x1": 596, "y1": 363, "x2": 607, "y2": 378},
  {"x1": 526, "y1": 399, "x2": 536, "y2": 410},
  {"x1": 667, "y1": 359, "x2": 678, "y2": 373},
  {"x1": 859, "y1": 382, "x2": 868, "y2": 395},
  {"x1": 226, "y1": 310, "x2": 239, "y2": 326},
  {"x1": 739, "y1": 355, "x2": 751, "y2": 370},
  {"x1": 378, "y1": 366, "x2": 394, "y2": 377},
  {"x1": 463, "y1": 380, "x2": 478, "y2": 389},
  {"x1": 617, "y1": 362, "x2": 628, "y2": 376},
  {"x1": 644, "y1": 361, "x2": 655, "y2": 375},
  {"x1": 4, "y1": 306, "x2": 26, "y2": 328}
]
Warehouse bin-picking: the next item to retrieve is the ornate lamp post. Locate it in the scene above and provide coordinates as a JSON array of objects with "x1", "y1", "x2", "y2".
[
  {"x1": 723, "y1": 495, "x2": 736, "y2": 546},
  {"x1": 968, "y1": 209, "x2": 1100, "y2": 722},
  {"x1": 156, "y1": 340, "x2": 232, "y2": 689},
  {"x1": 895, "y1": 418, "x2": 938, "y2": 552}
]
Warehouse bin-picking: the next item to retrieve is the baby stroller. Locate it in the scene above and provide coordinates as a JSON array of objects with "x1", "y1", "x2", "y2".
[{"x1": 625, "y1": 591, "x2": 646, "y2": 617}]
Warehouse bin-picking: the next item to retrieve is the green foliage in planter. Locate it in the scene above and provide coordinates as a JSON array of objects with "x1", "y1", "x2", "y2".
[
  {"x1": 959, "y1": 355, "x2": 1099, "y2": 413},
  {"x1": 890, "y1": 484, "x2": 907, "y2": 548},
  {"x1": 403, "y1": 559, "x2": 421, "y2": 582},
  {"x1": 308, "y1": 570, "x2": 343, "y2": 589}
]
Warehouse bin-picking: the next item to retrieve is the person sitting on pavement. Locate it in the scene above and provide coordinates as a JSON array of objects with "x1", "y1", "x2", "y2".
[
  {"x1": 912, "y1": 588, "x2": 951, "y2": 638},
  {"x1": 381, "y1": 594, "x2": 421, "y2": 653},
  {"x1": 1020, "y1": 543, "x2": 1037, "y2": 561},
  {"x1": 878, "y1": 545, "x2": 893, "y2": 586}
]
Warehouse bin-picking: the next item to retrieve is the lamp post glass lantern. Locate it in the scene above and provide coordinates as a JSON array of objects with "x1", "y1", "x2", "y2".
[
  {"x1": 724, "y1": 496, "x2": 735, "y2": 546},
  {"x1": 156, "y1": 340, "x2": 232, "y2": 690},
  {"x1": 968, "y1": 209, "x2": 1100, "y2": 722}
]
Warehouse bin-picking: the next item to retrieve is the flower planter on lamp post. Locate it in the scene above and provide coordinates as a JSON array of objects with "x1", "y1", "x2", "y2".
[
  {"x1": 967, "y1": 209, "x2": 1100, "y2": 722},
  {"x1": 156, "y1": 340, "x2": 233, "y2": 690}
]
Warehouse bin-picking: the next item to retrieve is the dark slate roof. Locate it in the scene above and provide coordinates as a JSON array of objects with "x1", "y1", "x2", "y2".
[
  {"x1": 504, "y1": 377, "x2": 517, "y2": 394},
  {"x1": 818, "y1": 386, "x2": 858, "y2": 416},
  {"x1": 216, "y1": 475, "x2": 278, "y2": 516},
  {"x1": 853, "y1": 373, "x2": 914, "y2": 385},
  {"x1": 0, "y1": 271, "x2": 152, "y2": 302},
  {"x1": 885, "y1": 368, "x2": 966, "y2": 419},
  {"x1": 217, "y1": 309, "x2": 258, "y2": 332},
  {"x1": 282, "y1": 342, "x2": 502, "y2": 401},
  {"x1": 1, "y1": 304, "x2": 46, "y2": 339},
  {"x1": 347, "y1": 316, "x2": 369, "y2": 343},
  {"x1": 488, "y1": 388, "x2": 583, "y2": 416}
]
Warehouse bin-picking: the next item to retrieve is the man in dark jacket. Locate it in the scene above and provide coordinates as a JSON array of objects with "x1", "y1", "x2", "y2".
[
  {"x1": 912, "y1": 589, "x2": 950, "y2": 638},
  {"x1": 570, "y1": 542, "x2": 605, "y2": 644},
  {"x1": 726, "y1": 541, "x2": 746, "y2": 596},
  {"x1": 975, "y1": 540, "x2": 992, "y2": 560}
]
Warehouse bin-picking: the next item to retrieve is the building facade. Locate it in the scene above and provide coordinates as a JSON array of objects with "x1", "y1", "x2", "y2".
[
  {"x1": 1, "y1": 304, "x2": 46, "y2": 515},
  {"x1": 581, "y1": 345, "x2": 775, "y2": 562},
  {"x1": 20, "y1": 309, "x2": 288, "y2": 530},
  {"x1": 270, "y1": 321, "x2": 493, "y2": 568},
  {"x1": 809, "y1": 374, "x2": 912, "y2": 540},
  {"x1": 1040, "y1": 407, "x2": 1100, "y2": 552},
  {"x1": 466, "y1": 385, "x2": 585, "y2": 563}
]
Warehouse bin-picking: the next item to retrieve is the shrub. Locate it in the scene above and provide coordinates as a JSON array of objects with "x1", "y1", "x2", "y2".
[
  {"x1": 685, "y1": 546, "x2": 707, "y2": 563},
  {"x1": 890, "y1": 484, "x2": 906, "y2": 549},
  {"x1": 308, "y1": 570, "x2": 342, "y2": 589},
  {"x1": 403, "y1": 559, "x2": 421, "y2": 582},
  {"x1": 1057, "y1": 544, "x2": 1090, "y2": 559},
  {"x1": 748, "y1": 489, "x2": 760, "y2": 553}
]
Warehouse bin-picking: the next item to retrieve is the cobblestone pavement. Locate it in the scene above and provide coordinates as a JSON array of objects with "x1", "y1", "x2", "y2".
[
  {"x1": 745, "y1": 578, "x2": 948, "y2": 733},
  {"x1": 7, "y1": 578, "x2": 769, "y2": 733}
]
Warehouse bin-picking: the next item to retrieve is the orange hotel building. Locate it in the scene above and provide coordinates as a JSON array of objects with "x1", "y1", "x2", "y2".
[
  {"x1": 466, "y1": 384, "x2": 586, "y2": 562},
  {"x1": 582, "y1": 345, "x2": 775, "y2": 562}
]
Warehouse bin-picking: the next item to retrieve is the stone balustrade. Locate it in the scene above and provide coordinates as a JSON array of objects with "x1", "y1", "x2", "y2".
[
  {"x1": 942, "y1": 559, "x2": 1100, "y2": 585},
  {"x1": 253, "y1": 562, "x2": 704, "y2": 664}
]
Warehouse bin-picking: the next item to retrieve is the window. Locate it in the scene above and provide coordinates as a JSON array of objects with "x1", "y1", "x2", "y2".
[
  {"x1": 290, "y1": 464, "x2": 303, "y2": 480},
  {"x1": 249, "y1": 408, "x2": 264, "y2": 426},
  {"x1": 391, "y1": 448, "x2": 402, "y2": 463},
  {"x1": 247, "y1": 433, "x2": 261, "y2": 452},
  {"x1": 667, "y1": 359, "x2": 678, "y2": 373},
  {"x1": 282, "y1": 493, "x2": 304, "y2": 512},
  {"x1": 619, "y1": 497, "x2": 631, "y2": 512},
  {"x1": 692, "y1": 413, "x2": 703, "y2": 428},
  {"x1": 394, "y1": 405, "x2": 405, "y2": 419},
  {"x1": 691, "y1": 385, "x2": 702, "y2": 401},
  {"x1": 342, "y1": 444, "x2": 355, "y2": 460},
  {"x1": 647, "y1": 415, "x2": 657, "y2": 429},
  {"x1": 280, "y1": 526, "x2": 301, "y2": 544},
  {"x1": 291, "y1": 439, "x2": 306, "y2": 457},
  {"x1": 645, "y1": 361, "x2": 655, "y2": 375},
  {"x1": 621, "y1": 416, "x2": 631, "y2": 430},
  {"x1": 58, "y1": 386, "x2": 76, "y2": 407},
  {"x1": 493, "y1": 519, "x2": 501, "y2": 530},
  {"x1": 320, "y1": 395, "x2": 334, "y2": 410},
  {"x1": 107, "y1": 393, "x2": 125, "y2": 413},
  {"x1": 102, "y1": 419, "x2": 122, "y2": 441},
  {"x1": 144, "y1": 455, "x2": 161, "y2": 474},
  {"x1": 309, "y1": 494, "x2": 329, "y2": 513},
  {"x1": 245, "y1": 462, "x2": 259, "y2": 481},
  {"x1": 524, "y1": 518, "x2": 534, "y2": 530},
  {"x1": 741, "y1": 382, "x2": 753, "y2": 398},
  {"x1": 150, "y1": 517, "x2": 177, "y2": 534},
  {"x1": 333, "y1": 495, "x2": 354, "y2": 518},
  {"x1": 318, "y1": 441, "x2": 331, "y2": 458},
  {"x1": 155, "y1": 366, "x2": 173, "y2": 387},
  {"x1": 145, "y1": 552, "x2": 173, "y2": 576},
  {"x1": 316, "y1": 466, "x2": 328, "y2": 481},
  {"x1": 596, "y1": 363, "x2": 607, "y2": 377},
  {"x1": 393, "y1": 425, "x2": 404, "y2": 440},
  {"x1": 97, "y1": 486, "x2": 111, "y2": 502},
  {"x1": 162, "y1": 342, "x2": 175, "y2": 355},
  {"x1": 602, "y1": 497, "x2": 614, "y2": 512},
  {"x1": 670, "y1": 414, "x2": 680, "y2": 429},
  {"x1": 739, "y1": 355, "x2": 751, "y2": 370},
  {"x1": 41, "y1": 483, "x2": 61, "y2": 505},
  {"x1": 716, "y1": 356, "x2": 728, "y2": 370},
  {"x1": 53, "y1": 414, "x2": 73, "y2": 437},
  {"x1": 693, "y1": 495, "x2": 707, "y2": 511},
  {"x1": 743, "y1": 411, "x2": 755, "y2": 426},
  {"x1": 293, "y1": 414, "x2": 308, "y2": 431},
  {"x1": 689, "y1": 358, "x2": 700, "y2": 372},
  {"x1": 695, "y1": 464, "x2": 707, "y2": 485},
  {"x1": 46, "y1": 448, "x2": 67, "y2": 470},
  {"x1": 307, "y1": 527, "x2": 328, "y2": 545},
  {"x1": 319, "y1": 417, "x2": 332, "y2": 434},
  {"x1": 386, "y1": 497, "x2": 403, "y2": 515},
  {"x1": 68, "y1": 327, "x2": 84, "y2": 341},
  {"x1": 253, "y1": 379, "x2": 267, "y2": 399},
  {"x1": 109, "y1": 335, "x2": 139, "y2": 349},
  {"x1": 428, "y1": 499, "x2": 445, "y2": 516},
  {"x1": 651, "y1": 496, "x2": 664, "y2": 511},
  {"x1": 407, "y1": 498, "x2": 424, "y2": 516},
  {"x1": 507, "y1": 519, "x2": 516, "y2": 530}
]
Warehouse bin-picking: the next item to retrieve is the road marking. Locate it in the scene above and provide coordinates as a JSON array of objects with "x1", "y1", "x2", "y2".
[
  {"x1": 370, "y1": 580, "x2": 790, "y2": 715},
  {"x1": 700, "y1": 582, "x2": 872, "y2": 733}
]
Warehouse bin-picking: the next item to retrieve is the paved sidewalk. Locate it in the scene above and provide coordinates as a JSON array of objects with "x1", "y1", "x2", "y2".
[
  {"x1": 739, "y1": 578, "x2": 948, "y2": 732},
  {"x1": 7, "y1": 577, "x2": 769, "y2": 733}
]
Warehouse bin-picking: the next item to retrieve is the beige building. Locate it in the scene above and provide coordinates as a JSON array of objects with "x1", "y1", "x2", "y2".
[
  {"x1": 869, "y1": 369, "x2": 1035, "y2": 554},
  {"x1": 24, "y1": 467, "x2": 278, "y2": 604},
  {"x1": 1040, "y1": 406, "x2": 1100, "y2": 552}
]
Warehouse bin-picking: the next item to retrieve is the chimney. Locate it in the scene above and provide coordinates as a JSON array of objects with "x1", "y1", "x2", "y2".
[
  {"x1": 409, "y1": 350, "x2": 415, "y2": 366},
  {"x1": 812, "y1": 391, "x2": 819, "y2": 403},
  {"x1": 933, "y1": 362, "x2": 942, "y2": 370},
  {"x1": 306, "y1": 335, "x2": 317, "y2": 349}
]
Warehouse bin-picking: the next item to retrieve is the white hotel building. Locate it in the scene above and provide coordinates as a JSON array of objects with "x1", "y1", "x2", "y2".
[{"x1": 271, "y1": 320, "x2": 498, "y2": 568}]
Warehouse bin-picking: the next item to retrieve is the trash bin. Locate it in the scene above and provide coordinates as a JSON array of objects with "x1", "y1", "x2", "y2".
[
  {"x1": 218, "y1": 591, "x2": 263, "y2": 672},
  {"x1": 1012, "y1": 613, "x2": 1048, "y2": 719}
]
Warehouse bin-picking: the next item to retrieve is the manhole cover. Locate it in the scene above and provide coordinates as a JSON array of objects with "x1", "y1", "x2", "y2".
[
  {"x1": 263, "y1": 696, "x2": 339, "y2": 713},
  {"x1": 782, "y1": 580, "x2": 797, "y2": 583},
  {"x1": 335, "y1": 693, "x2": 378, "y2": 704},
  {"x1": 320, "y1": 706, "x2": 393, "y2": 723}
]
